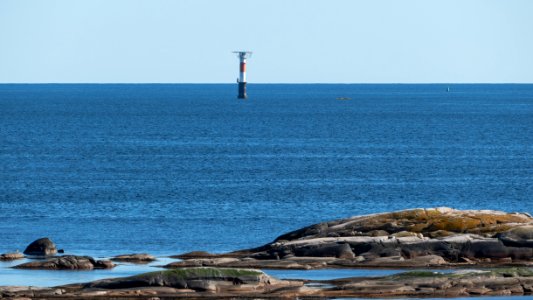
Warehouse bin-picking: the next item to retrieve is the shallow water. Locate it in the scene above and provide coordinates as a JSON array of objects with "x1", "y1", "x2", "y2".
[
  {"x1": 264, "y1": 268, "x2": 455, "y2": 280},
  {"x1": 1, "y1": 261, "x2": 531, "y2": 300},
  {"x1": 0, "y1": 255, "x2": 174, "y2": 287},
  {"x1": 0, "y1": 255, "x2": 450, "y2": 288}
]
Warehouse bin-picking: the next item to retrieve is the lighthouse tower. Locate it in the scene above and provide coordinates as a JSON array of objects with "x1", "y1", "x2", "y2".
[{"x1": 233, "y1": 51, "x2": 252, "y2": 99}]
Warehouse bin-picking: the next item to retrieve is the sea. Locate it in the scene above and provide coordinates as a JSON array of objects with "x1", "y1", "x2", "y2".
[{"x1": 0, "y1": 84, "x2": 532, "y2": 289}]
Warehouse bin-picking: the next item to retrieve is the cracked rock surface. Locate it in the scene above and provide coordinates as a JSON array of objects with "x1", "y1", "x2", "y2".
[{"x1": 169, "y1": 207, "x2": 533, "y2": 269}]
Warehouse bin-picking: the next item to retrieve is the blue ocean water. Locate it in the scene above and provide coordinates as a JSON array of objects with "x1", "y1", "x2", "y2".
[{"x1": 1, "y1": 84, "x2": 532, "y2": 257}]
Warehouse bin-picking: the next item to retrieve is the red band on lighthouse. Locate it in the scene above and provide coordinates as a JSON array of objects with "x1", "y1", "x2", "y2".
[{"x1": 240, "y1": 62, "x2": 246, "y2": 73}]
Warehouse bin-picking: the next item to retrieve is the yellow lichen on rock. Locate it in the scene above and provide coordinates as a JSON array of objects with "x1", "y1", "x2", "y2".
[
  {"x1": 352, "y1": 208, "x2": 533, "y2": 236},
  {"x1": 427, "y1": 216, "x2": 482, "y2": 233}
]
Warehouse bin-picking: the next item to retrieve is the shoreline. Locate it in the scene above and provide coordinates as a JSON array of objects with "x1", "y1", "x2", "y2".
[
  {"x1": 3, "y1": 207, "x2": 533, "y2": 298},
  {"x1": 2, "y1": 267, "x2": 533, "y2": 299}
]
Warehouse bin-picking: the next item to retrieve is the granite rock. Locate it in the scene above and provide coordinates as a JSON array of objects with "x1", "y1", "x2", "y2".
[
  {"x1": 498, "y1": 225, "x2": 533, "y2": 248},
  {"x1": 168, "y1": 208, "x2": 533, "y2": 270},
  {"x1": 13, "y1": 255, "x2": 115, "y2": 270},
  {"x1": 0, "y1": 252, "x2": 24, "y2": 261},
  {"x1": 23, "y1": 237, "x2": 57, "y2": 256},
  {"x1": 111, "y1": 253, "x2": 156, "y2": 263}
]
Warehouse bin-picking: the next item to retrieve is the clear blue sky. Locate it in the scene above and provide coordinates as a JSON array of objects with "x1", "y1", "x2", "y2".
[{"x1": 1, "y1": 0, "x2": 532, "y2": 83}]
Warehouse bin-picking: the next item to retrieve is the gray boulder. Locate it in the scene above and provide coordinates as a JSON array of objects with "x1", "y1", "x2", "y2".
[
  {"x1": 498, "y1": 226, "x2": 533, "y2": 248},
  {"x1": 23, "y1": 238, "x2": 57, "y2": 256},
  {"x1": 293, "y1": 243, "x2": 355, "y2": 259}
]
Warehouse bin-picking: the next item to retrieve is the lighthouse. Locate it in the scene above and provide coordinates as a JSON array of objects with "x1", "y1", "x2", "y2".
[{"x1": 233, "y1": 51, "x2": 252, "y2": 99}]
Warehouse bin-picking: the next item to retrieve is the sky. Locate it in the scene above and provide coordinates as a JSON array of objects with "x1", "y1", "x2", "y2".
[{"x1": 1, "y1": 0, "x2": 532, "y2": 83}]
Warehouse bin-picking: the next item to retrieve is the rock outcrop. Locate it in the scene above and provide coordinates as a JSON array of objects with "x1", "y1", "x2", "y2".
[
  {"x1": 498, "y1": 225, "x2": 533, "y2": 248},
  {"x1": 111, "y1": 253, "x2": 156, "y2": 263},
  {"x1": 272, "y1": 207, "x2": 532, "y2": 241},
  {"x1": 6, "y1": 207, "x2": 533, "y2": 299},
  {"x1": 321, "y1": 268, "x2": 533, "y2": 298},
  {"x1": 23, "y1": 237, "x2": 57, "y2": 256},
  {"x1": 168, "y1": 208, "x2": 533, "y2": 269},
  {"x1": 54, "y1": 268, "x2": 304, "y2": 298},
  {"x1": 4, "y1": 267, "x2": 533, "y2": 299},
  {"x1": 13, "y1": 255, "x2": 115, "y2": 270},
  {"x1": 85, "y1": 267, "x2": 274, "y2": 290},
  {"x1": 0, "y1": 252, "x2": 24, "y2": 261}
]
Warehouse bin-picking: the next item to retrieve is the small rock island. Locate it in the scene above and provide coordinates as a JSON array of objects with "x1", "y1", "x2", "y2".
[{"x1": 169, "y1": 207, "x2": 533, "y2": 269}]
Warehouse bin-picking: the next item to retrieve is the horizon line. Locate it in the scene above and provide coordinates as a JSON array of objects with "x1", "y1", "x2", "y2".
[{"x1": 1, "y1": 82, "x2": 533, "y2": 85}]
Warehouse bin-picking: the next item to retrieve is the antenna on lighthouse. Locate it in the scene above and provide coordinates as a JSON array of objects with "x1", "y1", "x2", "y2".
[{"x1": 233, "y1": 51, "x2": 252, "y2": 99}]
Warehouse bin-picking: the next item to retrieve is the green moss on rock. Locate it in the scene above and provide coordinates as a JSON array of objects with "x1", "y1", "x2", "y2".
[
  {"x1": 153, "y1": 267, "x2": 263, "y2": 279},
  {"x1": 391, "y1": 271, "x2": 449, "y2": 279},
  {"x1": 488, "y1": 267, "x2": 533, "y2": 277},
  {"x1": 389, "y1": 268, "x2": 533, "y2": 281},
  {"x1": 86, "y1": 267, "x2": 267, "y2": 290}
]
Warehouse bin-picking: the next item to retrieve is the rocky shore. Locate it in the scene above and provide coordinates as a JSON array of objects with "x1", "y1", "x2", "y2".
[
  {"x1": 3, "y1": 207, "x2": 533, "y2": 299},
  {"x1": 3, "y1": 267, "x2": 533, "y2": 299},
  {"x1": 167, "y1": 207, "x2": 533, "y2": 270}
]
